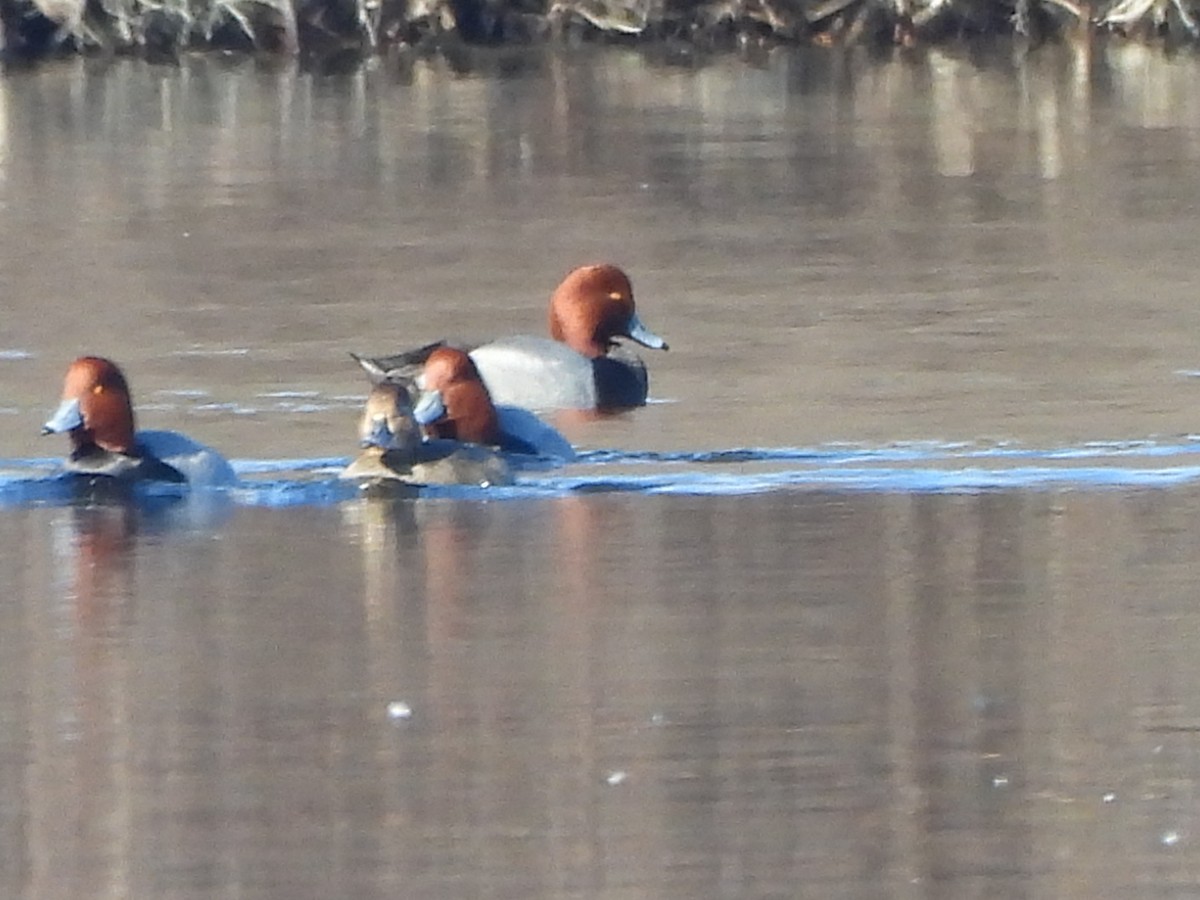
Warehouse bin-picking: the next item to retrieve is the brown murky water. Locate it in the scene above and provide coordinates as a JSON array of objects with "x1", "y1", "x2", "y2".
[{"x1": 4, "y1": 41, "x2": 1200, "y2": 898}]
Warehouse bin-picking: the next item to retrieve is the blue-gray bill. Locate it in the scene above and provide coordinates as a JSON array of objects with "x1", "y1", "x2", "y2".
[
  {"x1": 42, "y1": 397, "x2": 83, "y2": 434},
  {"x1": 626, "y1": 312, "x2": 668, "y2": 351}
]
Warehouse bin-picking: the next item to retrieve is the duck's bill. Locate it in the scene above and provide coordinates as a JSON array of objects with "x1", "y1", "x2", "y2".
[
  {"x1": 361, "y1": 415, "x2": 396, "y2": 449},
  {"x1": 413, "y1": 390, "x2": 447, "y2": 426},
  {"x1": 626, "y1": 313, "x2": 669, "y2": 351},
  {"x1": 43, "y1": 397, "x2": 83, "y2": 434}
]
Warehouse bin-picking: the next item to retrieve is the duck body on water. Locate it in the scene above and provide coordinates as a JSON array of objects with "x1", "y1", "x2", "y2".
[
  {"x1": 42, "y1": 356, "x2": 237, "y2": 489},
  {"x1": 355, "y1": 264, "x2": 668, "y2": 412},
  {"x1": 341, "y1": 380, "x2": 515, "y2": 488}
]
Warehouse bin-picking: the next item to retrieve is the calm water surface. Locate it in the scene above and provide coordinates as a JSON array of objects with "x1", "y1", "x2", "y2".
[{"x1": 4, "y1": 40, "x2": 1200, "y2": 898}]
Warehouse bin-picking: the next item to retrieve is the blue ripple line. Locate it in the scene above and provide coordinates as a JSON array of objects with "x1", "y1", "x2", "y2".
[
  {"x1": 525, "y1": 465, "x2": 1200, "y2": 496},
  {"x1": 4, "y1": 442, "x2": 1200, "y2": 508},
  {"x1": 576, "y1": 439, "x2": 1200, "y2": 467},
  {"x1": 2, "y1": 464, "x2": 1199, "y2": 508},
  {"x1": 233, "y1": 457, "x2": 349, "y2": 474}
]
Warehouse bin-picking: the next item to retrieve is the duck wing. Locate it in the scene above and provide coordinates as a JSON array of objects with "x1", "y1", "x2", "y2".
[{"x1": 351, "y1": 340, "x2": 468, "y2": 384}]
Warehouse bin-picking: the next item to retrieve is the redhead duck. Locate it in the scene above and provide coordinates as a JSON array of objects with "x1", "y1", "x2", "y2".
[
  {"x1": 356, "y1": 264, "x2": 667, "y2": 411},
  {"x1": 42, "y1": 356, "x2": 237, "y2": 487},
  {"x1": 412, "y1": 345, "x2": 503, "y2": 446},
  {"x1": 341, "y1": 380, "x2": 513, "y2": 487},
  {"x1": 353, "y1": 346, "x2": 575, "y2": 461}
]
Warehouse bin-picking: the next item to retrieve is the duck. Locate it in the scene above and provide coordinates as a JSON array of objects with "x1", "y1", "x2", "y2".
[
  {"x1": 353, "y1": 345, "x2": 576, "y2": 461},
  {"x1": 355, "y1": 263, "x2": 667, "y2": 411},
  {"x1": 341, "y1": 379, "x2": 513, "y2": 487},
  {"x1": 42, "y1": 356, "x2": 237, "y2": 487}
]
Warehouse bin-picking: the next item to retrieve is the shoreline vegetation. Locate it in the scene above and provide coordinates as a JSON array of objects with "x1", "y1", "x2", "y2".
[{"x1": 0, "y1": 0, "x2": 1194, "y2": 62}]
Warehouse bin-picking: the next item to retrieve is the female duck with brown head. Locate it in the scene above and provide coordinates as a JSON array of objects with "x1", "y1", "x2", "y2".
[
  {"x1": 42, "y1": 356, "x2": 237, "y2": 487},
  {"x1": 341, "y1": 379, "x2": 513, "y2": 488}
]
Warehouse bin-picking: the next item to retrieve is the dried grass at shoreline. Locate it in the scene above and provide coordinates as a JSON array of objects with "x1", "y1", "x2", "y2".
[{"x1": 0, "y1": 0, "x2": 1195, "y2": 61}]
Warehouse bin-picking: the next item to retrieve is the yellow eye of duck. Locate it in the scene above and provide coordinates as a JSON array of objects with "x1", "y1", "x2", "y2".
[
  {"x1": 608, "y1": 291, "x2": 625, "y2": 301},
  {"x1": 92, "y1": 384, "x2": 105, "y2": 395}
]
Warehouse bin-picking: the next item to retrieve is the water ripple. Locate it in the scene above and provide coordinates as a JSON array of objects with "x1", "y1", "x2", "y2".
[{"x1": 2, "y1": 439, "x2": 1200, "y2": 508}]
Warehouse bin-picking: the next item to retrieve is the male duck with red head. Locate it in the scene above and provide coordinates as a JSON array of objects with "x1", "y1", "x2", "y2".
[
  {"x1": 356, "y1": 264, "x2": 668, "y2": 412},
  {"x1": 412, "y1": 346, "x2": 504, "y2": 445},
  {"x1": 43, "y1": 356, "x2": 237, "y2": 487}
]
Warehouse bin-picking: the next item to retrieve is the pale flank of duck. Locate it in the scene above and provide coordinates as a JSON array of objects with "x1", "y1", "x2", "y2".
[
  {"x1": 469, "y1": 336, "x2": 598, "y2": 410},
  {"x1": 136, "y1": 430, "x2": 239, "y2": 488},
  {"x1": 495, "y1": 405, "x2": 576, "y2": 461}
]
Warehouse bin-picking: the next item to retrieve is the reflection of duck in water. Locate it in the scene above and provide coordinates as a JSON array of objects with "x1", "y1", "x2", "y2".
[
  {"x1": 42, "y1": 356, "x2": 237, "y2": 488},
  {"x1": 341, "y1": 379, "x2": 513, "y2": 488}
]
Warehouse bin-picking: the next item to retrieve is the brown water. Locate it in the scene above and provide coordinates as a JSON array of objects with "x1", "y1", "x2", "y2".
[{"x1": 5, "y1": 40, "x2": 1200, "y2": 899}]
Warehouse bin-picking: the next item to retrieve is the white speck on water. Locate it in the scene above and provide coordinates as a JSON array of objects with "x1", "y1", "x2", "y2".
[
  {"x1": 275, "y1": 403, "x2": 330, "y2": 413},
  {"x1": 992, "y1": 775, "x2": 1009, "y2": 788},
  {"x1": 650, "y1": 712, "x2": 665, "y2": 726},
  {"x1": 1102, "y1": 792, "x2": 1116, "y2": 803},
  {"x1": 195, "y1": 402, "x2": 259, "y2": 415},
  {"x1": 1161, "y1": 830, "x2": 1181, "y2": 847},
  {"x1": 172, "y1": 347, "x2": 251, "y2": 358},
  {"x1": 605, "y1": 771, "x2": 627, "y2": 786},
  {"x1": 386, "y1": 701, "x2": 412, "y2": 721},
  {"x1": 0, "y1": 349, "x2": 34, "y2": 360}
]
